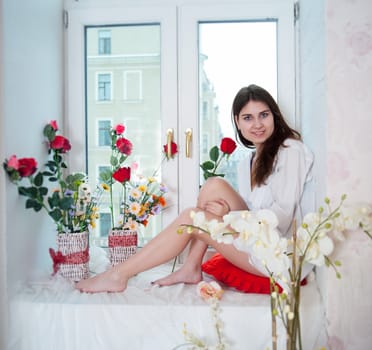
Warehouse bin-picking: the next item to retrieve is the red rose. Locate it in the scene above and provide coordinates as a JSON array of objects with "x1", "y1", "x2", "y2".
[
  {"x1": 116, "y1": 138, "x2": 133, "y2": 155},
  {"x1": 113, "y1": 167, "x2": 131, "y2": 183},
  {"x1": 114, "y1": 124, "x2": 125, "y2": 135},
  {"x1": 18, "y1": 158, "x2": 37, "y2": 177},
  {"x1": 50, "y1": 135, "x2": 71, "y2": 153},
  {"x1": 220, "y1": 137, "x2": 237, "y2": 155},
  {"x1": 50, "y1": 120, "x2": 58, "y2": 131},
  {"x1": 163, "y1": 141, "x2": 178, "y2": 159}
]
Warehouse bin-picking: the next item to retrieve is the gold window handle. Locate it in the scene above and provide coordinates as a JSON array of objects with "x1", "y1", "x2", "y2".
[
  {"x1": 166, "y1": 128, "x2": 174, "y2": 159},
  {"x1": 185, "y1": 128, "x2": 192, "y2": 158}
]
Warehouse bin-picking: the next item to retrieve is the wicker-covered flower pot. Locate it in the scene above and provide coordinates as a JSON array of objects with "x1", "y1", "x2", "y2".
[
  {"x1": 49, "y1": 231, "x2": 90, "y2": 281},
  {"x1": 108, "y1": 229, "x2": 138, "y2": 266}
]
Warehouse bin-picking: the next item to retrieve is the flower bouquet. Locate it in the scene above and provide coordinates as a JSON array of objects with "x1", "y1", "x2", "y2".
[
  {"x1": 3, "y1": 120, "x2": 105, "y2": 280},
  {"x1": 99, "y1": 123, "x2": 175, "y2": 265}
]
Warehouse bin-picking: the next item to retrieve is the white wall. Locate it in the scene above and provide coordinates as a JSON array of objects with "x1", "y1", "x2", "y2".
[
  {"x1": 1, "y1": 0, "x2": 64, "y2": 291},
  {"x1": 0, "y1": 0, "x2": 8, "y2": 348},
  {"x1": 323, "y1": 0, "x2": 372, "y2": 348},
  {"x1": 299, "y1": 1, "x2": 372, "y2": 348}
]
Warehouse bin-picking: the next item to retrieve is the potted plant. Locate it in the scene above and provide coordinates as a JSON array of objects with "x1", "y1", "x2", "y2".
[{"x1": 3, "y1": 120, "x2": 105, "y2": 280}]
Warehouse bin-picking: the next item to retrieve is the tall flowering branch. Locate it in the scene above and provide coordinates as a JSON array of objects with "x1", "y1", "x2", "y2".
[
  {"x1": 100, "y1": 123, "x2": 174, "y2": 231},
  {"x1": 179, "y1": 194, "x2": 372, "y2": 350},
  {"x1": 99, "y1": 123, "x2": 132, "y2": 229},
  {"x1": 174, "y1": 281, "x2": 228, "y2": 350}
]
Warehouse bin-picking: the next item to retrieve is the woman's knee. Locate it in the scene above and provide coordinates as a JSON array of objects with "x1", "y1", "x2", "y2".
[{"x1": 199, "y1": 177, "x2": 231, "y2": 196}]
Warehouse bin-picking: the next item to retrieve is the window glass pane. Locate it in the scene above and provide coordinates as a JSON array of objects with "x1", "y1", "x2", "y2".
[
  {"x1": 199, "y1": 21, "x2": 277, "y2": 189},
  {"x1": 86, "y1": 24, "x2": 162, "y2": 247},
  {"x1": 97, "y1": 73, "x2": 111, "y2": 101},
  {"x1": 98, "y1": 29, "x2": 111, "y2": 55},
  {"x1": 98, "y1": 120, "x2": 111, "y2": 146}
]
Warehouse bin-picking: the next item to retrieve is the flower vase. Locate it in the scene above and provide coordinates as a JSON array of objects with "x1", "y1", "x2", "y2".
[
  {"x1": 49, "y1": 231, "x2": 90, "y2": 281},
  {"x1": 108, "y1": 229, "x2": 138, "y2": 265}
]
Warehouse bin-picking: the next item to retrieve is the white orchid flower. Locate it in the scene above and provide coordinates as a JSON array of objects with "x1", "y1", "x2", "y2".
[
  {"x1": 190, "y1": 210, "x2": 209, "y2": 231},
  {"x1": 190, "y1": 210, "x2": 232, "y2": 243},
  {"x1": 340, "y1": 204, "x2": 372, "y2": 232},
  {"x1": 296, "y1": 226, "x2": 334, "y2": 266},
  {"x1": 206, "y1": 219, "x2": 233, "y2": 244},
  {"x1": 252, "y1": 228, "x2": 290, "y2": 275},
  {"x1": 256, "y1": 209, "x2": 279, "y2": 229}
]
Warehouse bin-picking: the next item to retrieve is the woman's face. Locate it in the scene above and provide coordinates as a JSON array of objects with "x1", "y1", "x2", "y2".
[{"x1": 235, "y1": 100, "x2": 275, "y2": 151}]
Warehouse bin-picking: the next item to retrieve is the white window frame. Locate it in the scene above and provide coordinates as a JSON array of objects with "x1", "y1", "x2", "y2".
[
  {"x1": 177, "y1": 1, "x2": 296, "y2": 209},
  {"x1": 65, "y1": 0, "x2": 296, "y2": 219}
]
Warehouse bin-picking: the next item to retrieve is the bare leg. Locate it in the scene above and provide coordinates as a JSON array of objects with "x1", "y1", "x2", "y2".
[
  {"x1": 151, "y1": 238, "x2": 206, "y2": 286},
  {"x1": 76, "y1": 208, "x2": 196, "y2": 293},
  {"x1": 149, "y1": 177, "x2": 251, "y2": 286},
  {"x1": 76, "y1": 178, "x2": 262, "y2": 293}
]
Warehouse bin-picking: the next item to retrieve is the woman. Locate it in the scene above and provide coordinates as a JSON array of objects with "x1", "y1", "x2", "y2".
[{"x1": 76, "y1": 84, "x2": 313, "y2": 293}]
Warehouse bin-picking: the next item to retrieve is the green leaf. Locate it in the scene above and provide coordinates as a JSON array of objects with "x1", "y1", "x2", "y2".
[
  {"x1": 209, "y1": 146, "x2": 219, "y2": 162},
  {"x1": 100, "y1": 169, "x2": 112, "y2": 182},
  {"x1": 200, "y1": 161, "x2": 214, "y2": 171},
  {"x1": 48, "y1": 192, "x2": 60, "y2": 208},
  {"x1": 203, "y1": 172, "x2": 224, "y2": 180},
  {"x1": 25, "y1": 199, "x2": 42, "y2": 211},
  {"x1": 18, "y1": 186, "x2": 29, "y2": 196},
  {"x1": 111, "y1": 156, "x2": 118, "y2": 167},
  {"x1": 60, "y1": 197, "x2": 74, "y2": 210},
  {"x1": 49, "y1": 209, "x2": 63, "y2": 222},
  {"x1": 18, "y1": 186, "x2": 38, "y2": 198},
  {"x1": 43, "y1": 124, "x2": 56, "y2": 141},
  {"x1": 39, "y1": 187, "x2": 48, "y2": 196},
  {"x1": 34, "y1": 172, "x2": 44, "y2": 187},
  {"x1": 119, "y1": 154, "x2": 127, "y2": 163}
]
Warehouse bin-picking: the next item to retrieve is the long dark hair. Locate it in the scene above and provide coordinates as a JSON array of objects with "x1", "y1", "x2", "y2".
[{"x1": 231, "y1": 84, "x2": 301, "y2": 186}]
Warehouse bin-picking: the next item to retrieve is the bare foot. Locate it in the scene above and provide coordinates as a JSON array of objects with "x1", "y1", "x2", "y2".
[
  {"x1": 152, "y1": 264, "x2": 202, "y2": 287},
  {"x1": 76, "y1": 268, "x2": 128, "y2": 293}
]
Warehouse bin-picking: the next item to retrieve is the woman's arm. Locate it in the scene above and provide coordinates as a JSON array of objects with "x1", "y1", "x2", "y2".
[{"x1": 268, "y1": 140, "x2": 314, "y2": 236}]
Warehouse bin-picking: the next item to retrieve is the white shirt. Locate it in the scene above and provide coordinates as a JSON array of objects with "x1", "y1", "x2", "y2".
[{"x1": 237, "y1": 138, "x2": 314, "y2": 237}]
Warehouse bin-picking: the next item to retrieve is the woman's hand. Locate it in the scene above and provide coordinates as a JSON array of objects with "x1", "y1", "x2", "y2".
[{"x1": 204, "y1": 199, "x2": 230, "y2": 217}]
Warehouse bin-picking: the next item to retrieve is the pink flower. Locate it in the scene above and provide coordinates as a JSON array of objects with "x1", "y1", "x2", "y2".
[
  {"x1": 131, "y1": 161, "x2": 139, "y2": 172},
  {"x1": 50, "y1": 120, "x2": 58, "y2": 131},
  {"x1": 197, "y1": 281, "x2": 224, "y2": 301},
  {"x1": 114, "y1": 124, "x2": 125, "y2": 135},
  {"x1": 7, "y1": 155, "x2": 19, "y2": 170},
  {"x1": 116, "y1": 138, "x2": 133, "y2": 155}
]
